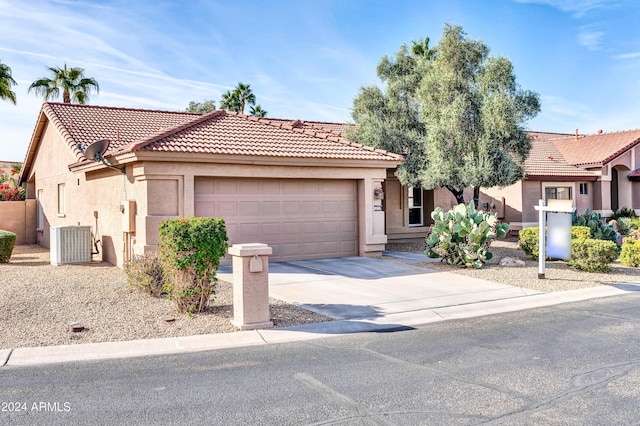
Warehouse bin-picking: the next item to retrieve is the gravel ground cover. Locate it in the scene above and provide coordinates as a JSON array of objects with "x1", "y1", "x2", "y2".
[
  {"x1": 387, "y1": 238, "x2": 640, "y2": 293},
  {"x1": 4, "y1": 238, "x2": 639, "y2": 350},
  {"x1": 0, "y1": 246, "x2": 331, "y2": 349}
]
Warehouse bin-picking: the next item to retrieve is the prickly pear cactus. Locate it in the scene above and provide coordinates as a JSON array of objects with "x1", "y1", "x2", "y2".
[
  {"x1": 572, "y1": 209, "x2": 618, "y2": 244},
  {"x1": 425, "y1": 202, "x2": 509, "y2": 268}
]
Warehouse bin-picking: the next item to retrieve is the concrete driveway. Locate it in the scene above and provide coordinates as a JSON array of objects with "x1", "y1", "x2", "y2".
[{"x1": 219, "y1": 255, "x2": 542, "y2": 322}]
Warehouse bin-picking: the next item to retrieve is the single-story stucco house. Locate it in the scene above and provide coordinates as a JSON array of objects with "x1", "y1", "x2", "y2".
[
  {"x1": 18, "y1": 103, "x2": 403, "y2": 266},
  {"x1": 481, "y1": 129, "x2": 640, "y2": 230},
  {"x1": 16, "y1": 102, "x2": 640, "y2": 266}
]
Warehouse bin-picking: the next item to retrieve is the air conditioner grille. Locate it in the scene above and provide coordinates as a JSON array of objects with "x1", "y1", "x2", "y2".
[{"x1": 50, "y1": 226, "x2": 92, "y2": 265}]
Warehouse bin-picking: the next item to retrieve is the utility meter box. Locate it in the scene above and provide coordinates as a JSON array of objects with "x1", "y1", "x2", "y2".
[{"x1": 121, "y1": 200, "x2": 136, "y2": 233}]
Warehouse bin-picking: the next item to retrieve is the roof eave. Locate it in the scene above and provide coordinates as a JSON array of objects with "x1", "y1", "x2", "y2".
[{"x1": 525, "y1": 174, "x2": 598, "y2": 182}]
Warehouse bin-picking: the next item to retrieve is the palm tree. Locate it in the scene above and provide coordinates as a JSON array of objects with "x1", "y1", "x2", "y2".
[
  {"x1": 411, "y1": 37, "x2": 436, "y2": 60},
  {"x1": 220, "y1": 82, "x2": 258, "y2": 114},
  {"x1": 28, "y1": 63, "x2": 99, "y2": 104},
  {"x1": 220, "y1": 89, "x2": 241, "y2": 112},
  {"x1": 0, "y1": 60, "x2": 17, "y2": 105},
  {"x1": 249, "y1": 104, "x2": 267, "y2": 117},
  {"x1": 234, "y1": 82, "x2": 256, "y2": 114}
]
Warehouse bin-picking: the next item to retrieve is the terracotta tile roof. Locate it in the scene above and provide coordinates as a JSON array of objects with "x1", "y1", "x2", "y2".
[
  {"x1": 551, "y1": 129, "x2": 640, "y2": 166},
  {"x1": 42, "y1": 103, "x2": 201, "y2": 161},
  {"x1": 126, "y1": 111, "x2": 400, "y2": 161},
  {"x1": 39, "y1": 103, "x2": 401, "y2": 163},
  {"x1": 524, "y1": 136, "x2": 598, "y2": 180},
  {"x1": 266, "y1": 118, "x2": 353, "y2": 137}
]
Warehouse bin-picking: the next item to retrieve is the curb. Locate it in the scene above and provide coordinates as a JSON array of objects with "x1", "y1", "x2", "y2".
[{"x1": 3, "y1": 284, "x2": 639, "y2": 367}]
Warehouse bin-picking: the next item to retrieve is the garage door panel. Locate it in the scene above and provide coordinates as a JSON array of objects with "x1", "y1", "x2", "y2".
[
  {"x1": 261, "y1": 223, "x2": 281, "y2": 235},
  {"x1": 322, "y1": 241, "x2": 338, "y2": 254},
  {"x1": 282, "y1": 201, "x2": 300, "y2": 214},
  {"x1": 239, "y1": 223, "x2": 260, "y2": 237},
  {"x1": 302, "y1": 242, "x2": 321, "y2": 255},
  {"x1": 239, "y1": 201, "x2": 259, "y2": 216},
  {"x1": 341, "y1": 220, "x2": 357, "y2": 232},
  {"x1": 239, "y1": 180, "x2": 259, "y2": 194},
  {"x1": 195, "y1": 200, "x2": 215, "y2": 217},
  {"x1": 195, "y1": 179, "x2": 214, "y2": 194},
  {"x1": 217, "y1": 201, "x2": 238, "y2": 215},
  {"x1": 216, "y1": 180, "x2": 238, "y2": 194},
  {"x1": 282, "y1": 222, "x2": 300, "y2": 234},
  {"x1": 260, "y1": 201, "x2": 281, "y2": 216},
  {"x1": 195, "y1": 178, "x2": 358, "y2": 261},
  {"x1": 282, "y1": 243, "x2": 302, "y2": 256}
]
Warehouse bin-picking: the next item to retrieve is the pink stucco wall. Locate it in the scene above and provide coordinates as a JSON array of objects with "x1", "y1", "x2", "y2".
[{"x1": 0, "y1": 200, "x2": 37, "y2": 245}]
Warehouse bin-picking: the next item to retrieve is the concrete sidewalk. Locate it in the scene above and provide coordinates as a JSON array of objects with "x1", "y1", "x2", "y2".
[{"x1": 3, "y1": 255, "x2": 640, "y2": 367}]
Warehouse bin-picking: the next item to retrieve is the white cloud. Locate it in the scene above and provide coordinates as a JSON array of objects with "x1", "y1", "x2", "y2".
[
  {"x1": 615, "y1": 52, "x2": 640, "y2": 60},
  {"x1": 514, "y1": 0, "x2": 614, "y2": 17},
  {"x1": 577, "y1": 26, "x2": 605, "y2": 50}
]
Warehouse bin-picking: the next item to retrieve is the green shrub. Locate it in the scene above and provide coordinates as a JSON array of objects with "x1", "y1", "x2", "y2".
[
  {"x1": 620, "y1": 237, "x2": 640, "y2": 267},
  {"x1": 518, "y1": 227, "x2": 538, "y2": 257},
  {"x1": 518, "y1": 226, "x2": 591, "y2": 260},
  {"x1": 614, "y1": 217, "x2": 632, "y2": 235},
  {"x1": 159, "y1": 217, "x2": 228, "y2": 314},
  {"x1": 425, "y1": 202, "x2": 509, "y2": 268},
  {"x1": 572, "y1": 209, "x2": 617, "y2": 244},
  {"x1": 629, "y1": 217, "x2": 640, "y2": 232},
  {"x1": 611, "y1": 207, "x2": 637, "y2": 220},
  {"x1": 0, "y1": 230, "x2": 16, "y2": 263},
  {"x1": 572, "y1": 226, "x2": 592, "y2": 240},
  {"x1": 567, "y1": 238, "x2": 618, "y2": 272},
  {"x1": 124, "y1": 253, "x2": 165, "y2": 297}
]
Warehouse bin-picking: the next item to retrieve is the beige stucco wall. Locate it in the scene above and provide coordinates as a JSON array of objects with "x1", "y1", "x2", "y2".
[
  {"x1": 24, "y1": 122, "x2": 140, "y2": 266},
  {"x1": 130, "y1": 160, "x2": 389, "y2": 262},
  {"x1": 0, "y1": 200, "x2": 37, "y2": 245},
  {"x1": 383, "y1": 172, "x2": 433, "y2": 242},
  {"x1": 480, "y1": 181, "x2": 524, "y2": 225}
]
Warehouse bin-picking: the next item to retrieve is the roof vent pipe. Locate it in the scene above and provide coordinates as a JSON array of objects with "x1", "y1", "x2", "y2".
[{"x1": 575, "y1": 129, "x2": 579, "y2": 140}]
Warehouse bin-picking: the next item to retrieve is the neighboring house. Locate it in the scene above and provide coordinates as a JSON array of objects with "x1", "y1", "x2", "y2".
[
  {"x1": 481, "y1": 129, "x2": 640, "y2": 230},
  {"x1": 19, "y1": 103, "x2": 402, "y2": 266}
]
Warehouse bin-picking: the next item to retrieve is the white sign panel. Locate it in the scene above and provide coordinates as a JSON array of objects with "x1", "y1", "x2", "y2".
[{"x1": 546, "y1": 212, "x2": 572, "y2": 260}]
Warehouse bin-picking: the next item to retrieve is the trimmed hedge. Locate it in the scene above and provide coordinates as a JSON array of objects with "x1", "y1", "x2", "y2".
[
  {"x1": 567, "y1": 238, "x2": 618, "y2": 272},
  {"x1": 620, "y1": 237, "x2": 640, "y2": 267},
  {"x1": 518, "y1": 226, "x2": 591, "y2": 259},
  {"x1": 0, "y1": 230, "x2": 16, "y2": 263}
]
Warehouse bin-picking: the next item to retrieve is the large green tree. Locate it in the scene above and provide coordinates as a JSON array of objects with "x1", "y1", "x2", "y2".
[
  {"x1": 28, "y1": 63, "x2": 99, "y2": 104},
  {"x1": 0, "y1": 60, "x2": 17, "y2": 104},
  {"x1": 350, "y1": 24, "x2": 540, "y2": 206},
  {"x1": 186, "y1": 99, "x2": 216, "y2": 113}
]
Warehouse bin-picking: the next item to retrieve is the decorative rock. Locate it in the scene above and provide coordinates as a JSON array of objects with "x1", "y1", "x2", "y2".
[
  {"x1": 500, "y1": 257, "x2": 525, "y2": 267},
  {"x1": 159, "y1": 315, "x2": 176, "y2": 323},
  {"x1": 69, "y1": 322, "x2": 84, "y2": 333}
]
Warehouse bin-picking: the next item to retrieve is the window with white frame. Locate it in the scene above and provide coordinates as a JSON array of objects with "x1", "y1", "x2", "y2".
[
  {"x1": 579, "y1": 183, "x2": 588, "y2": 195},
  {"x1": 37, "y1": 189, "x2": 44, "y2": 229},
  {"x1": 408, "y1": 186, "x2": 423, "y2": 226},
  {"x1": 545, "y1": 186, "x2": 572, "y2": 202},
  {"x1": 57, "y1": 183, "x2": 65, "y2": 216}
]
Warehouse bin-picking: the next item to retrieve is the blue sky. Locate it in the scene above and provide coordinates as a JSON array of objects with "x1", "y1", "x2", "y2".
[{"x1": 1, "y1": 0, "x2": 639, "y2": 162}]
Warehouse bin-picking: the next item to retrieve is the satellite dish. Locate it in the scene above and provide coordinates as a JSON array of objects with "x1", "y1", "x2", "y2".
[
  {"x1": 82, "y1": 139, "x2": 110, "y2": 161},
  {"x1": 76, "y1": 139, "x2": 125, "y2": 174}
]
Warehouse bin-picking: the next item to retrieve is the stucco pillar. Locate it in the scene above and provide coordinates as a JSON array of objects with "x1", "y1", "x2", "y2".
[
  {"x1": 228, "y1": 243, "x2": 274, "y2": 330},
  {"x1": 183, "y1": 173, "x2": 195, "y2": 217},
  {"x1": 358, "y1": 178, "x2": 387, "y2": 257}
]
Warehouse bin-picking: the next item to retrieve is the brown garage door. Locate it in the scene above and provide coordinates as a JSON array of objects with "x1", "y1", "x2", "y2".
[{"x1": 194, "y1": 178, "x2": 358, "y2": 261}]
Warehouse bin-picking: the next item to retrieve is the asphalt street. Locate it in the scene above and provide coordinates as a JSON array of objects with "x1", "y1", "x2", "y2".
[{"x1": 1, "y1": 293, "x2": 639, "y2": 425}]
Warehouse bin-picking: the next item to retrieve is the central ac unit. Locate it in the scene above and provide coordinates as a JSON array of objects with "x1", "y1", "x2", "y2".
[{"x1": 50, "y1": 226, "x2": 92, "y2": 265}]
